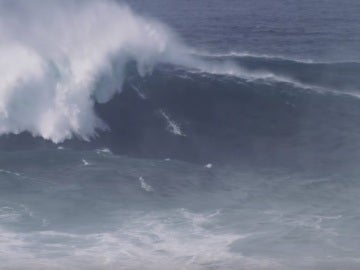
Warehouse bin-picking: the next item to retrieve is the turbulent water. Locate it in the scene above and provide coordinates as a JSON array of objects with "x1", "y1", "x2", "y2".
[{"x1": 1, "y1": 0, "x2": 360, "y2": 269}]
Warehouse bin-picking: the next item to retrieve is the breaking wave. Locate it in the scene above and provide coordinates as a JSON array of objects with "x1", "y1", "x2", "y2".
[
  {"x1": 0, "y1": 0, "x2": 192, "y2": 142},
  {"x1": 1, "y1": 0, "x2": 360, "y2": 148}
]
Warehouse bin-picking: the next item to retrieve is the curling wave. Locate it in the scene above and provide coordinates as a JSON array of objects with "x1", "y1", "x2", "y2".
[
  {"x1": 1, "y1": 0, "x2": 360, "y2": 170},
  {"x1": 0, "y1": 0, "x2": 191, "y2": 142}
]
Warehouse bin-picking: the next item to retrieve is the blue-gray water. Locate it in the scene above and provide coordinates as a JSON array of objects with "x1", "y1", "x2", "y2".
[
  {"x1": 0, "y1": 0, "x2": 360, "y2": 269},
  {"x1": 129, "y1": 0, "x2": 360, "y2": 62}
]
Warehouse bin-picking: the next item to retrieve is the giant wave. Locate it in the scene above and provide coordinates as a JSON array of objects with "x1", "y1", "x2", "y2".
[
  {"x1": 0, "y1": 0, "x2": 192, "y2": 142},
  {"x1": 1, "y1": 0, "x2": 360, "y2": 171}
]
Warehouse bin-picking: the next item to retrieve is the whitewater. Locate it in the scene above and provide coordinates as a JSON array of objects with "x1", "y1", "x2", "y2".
[
  {"x1": 2, "y1": 0, "x2": 357, "y2": 144},
  {"x1": 0, "y1": 0, "x2": 193, "y2": 142}
]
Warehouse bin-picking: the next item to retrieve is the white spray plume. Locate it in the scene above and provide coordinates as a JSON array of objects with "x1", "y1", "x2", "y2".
[
  {"x1": 0, "y1": 0, "x2": 191, "y2": 142},
  {"x1": 0, "y1": 0, "x2": 334, "y2": 143}
]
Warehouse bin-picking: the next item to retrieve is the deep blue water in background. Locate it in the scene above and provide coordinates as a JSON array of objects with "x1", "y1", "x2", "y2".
[{"x1": 127, "y1": 0, "x2": 360, "y2": 61}]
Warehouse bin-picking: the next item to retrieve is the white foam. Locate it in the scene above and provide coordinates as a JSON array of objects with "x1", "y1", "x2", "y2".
[
  {"x1": 131, "y1": 84, "x2": 147, "y2": 100},
  {"x1": 159, "y1": 110, "x2": 185, "y2": 137},
  {"x1": 0, "y1": 0, "x2": 190, "y2": 143},
  {"x1": 96, "y1": 148, "x2": 112, "y2": 155},
  {"x1": 0, "y1": 169, "x2": 21, "y2": 177},
  {"x1": 0, "y1": 209, "x2": 280, "y2": 270},
  {"x1": 139, "y1": 177, "x2": 154, "y2": 192},
  {"x1": 205, "y1": 163, "x2": 213, "y2": 169},
  {"x1": 0, "y1": 0, "x2": 354, "y2": 144},
  {"x1": 195, "y1": 50, "x2": 316, "y2": 64},
  {"x1": 82, "y1": 159, "x2": 90, "y2": 166}
]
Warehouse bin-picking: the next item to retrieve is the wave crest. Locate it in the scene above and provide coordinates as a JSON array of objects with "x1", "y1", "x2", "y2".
[
  {"x1": 0, "y1": 0, "x2": 188, "y2": 142},
  {"x1": 1, "y1": 0, "x2": 359, "y2": 144}
]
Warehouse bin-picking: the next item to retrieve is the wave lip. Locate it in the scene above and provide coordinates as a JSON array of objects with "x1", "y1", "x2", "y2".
[
  {"x1": 1, "y1": 0, "x2": 360, "y2": 151},
  {"x1": 0, "y1": 0, "x2": 189, "y2": 143}
]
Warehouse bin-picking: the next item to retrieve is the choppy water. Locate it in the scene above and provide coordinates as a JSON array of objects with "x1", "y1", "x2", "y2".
[{"x1": 1, "y1": 148, "x2": 360, "y2": 270}]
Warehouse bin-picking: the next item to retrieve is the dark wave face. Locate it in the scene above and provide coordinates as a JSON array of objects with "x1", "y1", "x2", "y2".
[
  {"x1": 3, "y1": 55, "x2": 360, "y2": 173},
  {"x1": 92, "y1": 57, "x2": 360, "y2": 173},
  {"x1": 1, "y1": 1, "x2": 360, "y2": 270}
]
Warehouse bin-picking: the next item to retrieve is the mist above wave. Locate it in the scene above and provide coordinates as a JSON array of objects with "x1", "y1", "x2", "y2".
[
  {"x1": 1, "y1": 0, "x2": 358, "y2": 144},
  {"x1": 0, "y1": 0, "x2": 191, "y2": 143}
]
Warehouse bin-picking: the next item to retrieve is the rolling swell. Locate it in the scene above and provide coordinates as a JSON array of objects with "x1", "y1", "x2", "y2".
[
  {"x1": 219, "y1": 54, "x2": 360, "y2": 93},
  {"x1": 3, "y1": 56, "x2": 359, "y2": 173},
  {"x1": 91, "y1": 59, "x2": 360, "y2": 171},
  {"x1": 1, "y1": 0, "x2": 360, "y2": 172}
]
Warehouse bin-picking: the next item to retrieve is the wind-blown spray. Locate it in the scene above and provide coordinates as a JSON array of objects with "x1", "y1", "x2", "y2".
[{"x1": 0, "y1": 0, "x2": 190, "y2": 142}]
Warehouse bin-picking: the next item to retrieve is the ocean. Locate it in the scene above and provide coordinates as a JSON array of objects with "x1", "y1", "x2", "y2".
[{"x1": 0, "y1": 0, "x2": 360, "y2": 269}]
